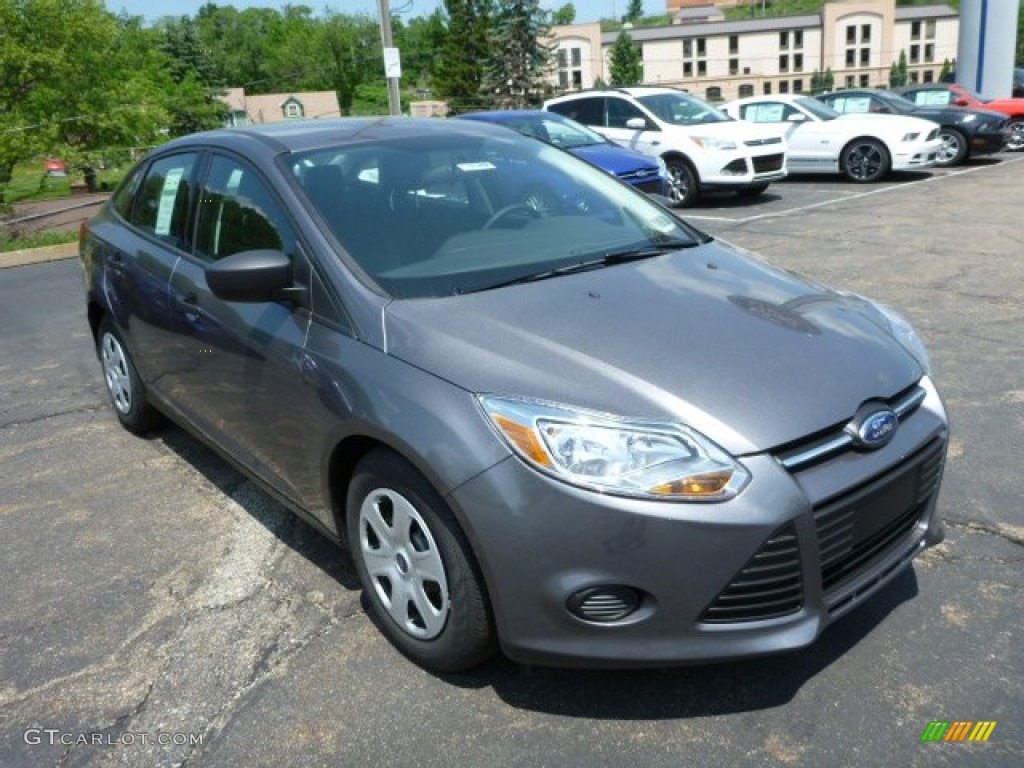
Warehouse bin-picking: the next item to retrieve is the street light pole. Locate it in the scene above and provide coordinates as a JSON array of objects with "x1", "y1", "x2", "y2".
[{"x1": 377, "y1": 0, "x2": 402, "y2": 116}]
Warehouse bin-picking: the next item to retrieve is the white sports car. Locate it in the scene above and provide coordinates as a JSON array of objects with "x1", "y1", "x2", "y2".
[{"x1": 721, "y1": 95, "x2": 942, "y2": 182}]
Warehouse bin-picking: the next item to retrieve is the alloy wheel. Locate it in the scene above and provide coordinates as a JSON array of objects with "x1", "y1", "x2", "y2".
[{"x1": 101, "y1": 332, "x2": 132, "y2": 414}]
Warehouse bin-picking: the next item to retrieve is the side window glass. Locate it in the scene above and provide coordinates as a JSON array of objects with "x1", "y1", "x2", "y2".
[
  {"x1": 129, "y1": 153, "x2": 198, "y2": 249},
  {"x1": 194, "y1": 155, "x2": 295, "y2": 262},
  {"x1": 111, "y1": 164, "x2": 144, "y2": 220},
  {"x1": 606, "y1": 98, "x2": 645, "y2": 128},
  {"x1": 549, "y1": 97, "x2": 603, "y2": 127}
]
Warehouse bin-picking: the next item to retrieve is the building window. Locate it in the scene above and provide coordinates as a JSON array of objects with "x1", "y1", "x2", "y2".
[
  {"x1": 846, "y1": 49, "x2": 855, "y2": 67},
  {"x1": 794, "y1": 30, "x2": 803, "y2": 49},
  {"x1": 705, "y1": 86, "x2": 722, "y2": 102},
  {"x1": 572, "y1": 71, "x2": 582, "y2": 88},
  {"x1": 859, "y1": 73, "x2": 870, "y2": 87},
  {"x1": 558, "y1": 71, "x2": 568, "y2": 88},
  {"x1": 925, "y1": 20, "x2": 936, "y2": 38},
  {"x1": 683, "y1": 39, "x2": 692, "y2": 57},
  {"x1": 779, "y1": 80, "x2": 790, "y2": 94},
  {"x1": 780, "y1": 31, "x2": 789, "y2": 48},
  {"x1": 763, "y1": 81, "x2": 772, "y2": 94},
  {"x1": 792, "y1": 79, "x2": 803, "y2": 93},
  {"x1": 845, "y1": 75, "x2": 855, "y2": 87},
  {"x1": 911, "y1": 21, "x2": 921, "y2": 40},
  {"x1": 910, "y1": 45, "x2": 920, "y2": 64},
  {"x1": 779, "y1": 54, "x2": 789, "y2": 73},
  {"x1": 860, "y1": 48, "x2": 870, "y2": 66},
  {"x1": 557, "y1": 46, "x2": 584, "y2": 91},
  {"x1": 684, "y1": 61, "x2": 693, "y2": 77},
  {"x1": 925, "y1": 44, "x2": 935, "y2": 63},
  {"x1": 739, "y1": 84, "x2": 754, "y2": 97},
  {"x1": 697, "y1": 60, "x2": 707, "y2": 76},
  {"x1": 846, "y1": 25, "x2": 856, "y2": 44},
  {"x1": 558, "y1": 49, "x2": 567, "y2": 68},
  {"x1": 861, "y1": 24, "x2": 871, "y2": 43},
  {"x1": 283, "y1": 101, "x2": 303, "y2": 119},
  {"x1": 923, "y1": 69, "x2": 934, "y2": 83},
  {"x1": 910, "y1": 71, "x2": 920, "y2": 84},
  {"x1": 729, "y1": 35, "x2": 738, "y2": 54},
  {"x1": 571, "y1": 48, "x2": 582, "y2": 67},
  {"x1": 729, "y1": 58, "x2": 739, "y2": 75},
  {"x1": 794, "y1": 53, "x2": 803, "y2": 72},
  {"x1": 696, "y1": 38, "x2": 706, "y2": 56}
]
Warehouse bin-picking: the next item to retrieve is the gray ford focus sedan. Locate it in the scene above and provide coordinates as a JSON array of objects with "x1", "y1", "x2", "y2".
[{"x1": 81, "y1": 118, "x2": 947, "y2": 672}]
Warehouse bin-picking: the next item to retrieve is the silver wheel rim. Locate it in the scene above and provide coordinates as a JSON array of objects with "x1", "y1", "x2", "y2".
[
  {"x1": 667, "y1": 163, "x2": 689, "y2": 204},
  {"x1": 846, "y1": 143, "x2": 884, "y2": 180},
  {"x1": 358, "y1": 488, "x2": 450, "y2": 640},
  {"x1": 1007, "y1": 122, "x2": 1024, "y2": 151},
  {"x1": 101, "y1": 332, "x2": 132, "y2": 414},
  {"x1": 937, "y1": 131, "x2": 961, "y2": 165}
]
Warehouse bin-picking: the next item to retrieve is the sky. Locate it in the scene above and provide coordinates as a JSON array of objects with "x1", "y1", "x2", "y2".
[{"x1": 110, "y1": 0, "x2": 668, "y2": 24}]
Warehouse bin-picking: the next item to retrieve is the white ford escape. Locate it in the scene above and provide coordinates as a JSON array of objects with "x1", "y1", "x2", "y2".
[{"x1": 545, "y1": 86, "x2": 787, "y2": 207}]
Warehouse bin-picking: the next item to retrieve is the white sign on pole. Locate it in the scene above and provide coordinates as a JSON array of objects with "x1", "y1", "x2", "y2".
[{"x1": 384, "y1": 48, "x2": 402, "y2": 78}]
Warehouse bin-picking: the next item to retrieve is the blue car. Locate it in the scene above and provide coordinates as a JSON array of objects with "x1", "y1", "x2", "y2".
[{"x1": 457, "y1": 110, "x2": 667, "y2": 196}]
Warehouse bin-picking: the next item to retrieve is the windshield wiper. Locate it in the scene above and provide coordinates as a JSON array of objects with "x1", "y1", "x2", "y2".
[{"x1": 467, "y1": 240, "x2": 696, "y2": 293}]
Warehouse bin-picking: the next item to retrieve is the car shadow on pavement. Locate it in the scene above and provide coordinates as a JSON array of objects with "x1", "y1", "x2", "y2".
[
  {"x1": 444, "y1": 568, "x2": 920, "y2": 718},
  {"x1": 697, "y1": 190, "x2": 784, "y2": 209},
  {"x1": 156, "y1": 424, "x2": 360, "y2": 591}
]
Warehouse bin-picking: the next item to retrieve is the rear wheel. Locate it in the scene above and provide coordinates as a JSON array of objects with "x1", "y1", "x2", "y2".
[
  {"x1": 665, "y1": 158, "x2": 699, "y2": 207},
  {"x1": 840, "y1": 138, "x2": 891, "y2": 183},
  {"x1": 97, "y1": 317, "x2": 162, "y2": 434},
  {"x1": 1006, "y1": 118, "x2": 1024, "y2": 152},
  {"x1": 935, "y1": 127, "x2": 968, "y2": 167},
  {"x1": 347, "y1": 449, "x2": 495, "y2": 672}
]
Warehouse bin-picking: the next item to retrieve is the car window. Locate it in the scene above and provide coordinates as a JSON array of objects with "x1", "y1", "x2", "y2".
[
  {"x1": 635, "y1": 93, "x2": 731, "y2": 126},
  {"x1": 828, "y1": 95, "x2": 872, "y2": 114},
  {"x1": 739, "y1": 102, "x2": 795, "y2": 122},
  {"x1": 548, "y1": 97, "x2": 605, "y2": 128},
  {"x1": 540, "y1": 116, "x2": 606, "y2": 148},
  {"x1": 606, "y1": 97, "x2": 648, "y2": 128},
  {"x1": 194, "y1": 155, "x2": 296, "y2": 263},
  {"x1": 110, "y1": 164, "x2": 144, "y2": 220},
  {"x1": 129, "y1": 153, "x2": 199, "y2": 249},
  {"x1": 911, "y1": 90, "x2": 952, "y2": 106}
]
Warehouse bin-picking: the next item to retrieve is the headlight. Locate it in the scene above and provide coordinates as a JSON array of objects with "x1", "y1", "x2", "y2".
[
  {"x1": 478, "y1": 396, "x2": 750, "y2": 501},
  {"x1": 902, "y1": 132, "x2": 920, "y2": 141},
  {"x1": 692, "y1": 136, "x2": 738, "y2": 150},
  {"x1": 961, "y1": 113, "x2": 977, "y2": 123}
]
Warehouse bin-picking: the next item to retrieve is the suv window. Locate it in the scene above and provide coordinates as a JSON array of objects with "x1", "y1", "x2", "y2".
[
  {"x1": 194, "y1": 155, "x2": 296, "y2": 262},
  {"x1": 129, "y1": 153, "x2": 198, "y2": 249},
  {"x1": 606, "y1": 97, "x2": 648, "y2": 128},
  {"x1": 548, "y1": 96, "x2": 604, "y2": 127}
]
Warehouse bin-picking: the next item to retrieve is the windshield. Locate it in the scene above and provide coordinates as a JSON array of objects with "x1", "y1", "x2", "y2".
[
  {"x1": 794, "y1": 97, "x2": 840, "y2": 121},
  {"x1": 636, "y1": 92, "x2": 732, "y2": 126},
  {"x1": 290, "y1": 131, "x2": 703, "y2": 299}
]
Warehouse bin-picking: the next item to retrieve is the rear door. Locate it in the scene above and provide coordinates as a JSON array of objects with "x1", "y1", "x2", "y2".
[{"x1": 738, "y1": 101, "x2": 834, "y2": 171}]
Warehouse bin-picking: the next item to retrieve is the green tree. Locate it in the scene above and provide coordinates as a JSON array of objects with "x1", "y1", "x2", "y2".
[
  {"x1": 550, "y1": 3, "x2": 575, "y2": 25},
  {"x1": 622, "y1": 0, "x2": 643, "y2": 23},
  {"x1": 609, "y1": 30, "x2": 643, "y2": 86},
  {"x1": 889, "y1": 49, "x2": 909, "y2": 87},
  {"x1": 320, "y1": 13, "x2": 380, "y2": 115},
  {"x1": 481, "y1": 0, "x2": 552, "y2": 108},
  {"x1": 395, "y1": 10, "x2": 448, "y2": 87},
  {"x1": 436, "y1": 0, "x2": 495, "y2": 112},
  {"x1": 939, "y1": 57, "x2": 954, "y2": 82}
]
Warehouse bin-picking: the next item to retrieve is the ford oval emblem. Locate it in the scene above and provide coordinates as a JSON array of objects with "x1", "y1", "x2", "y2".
[{"x1": 857, "y1": 409, "x2": 898, "y2": 449}]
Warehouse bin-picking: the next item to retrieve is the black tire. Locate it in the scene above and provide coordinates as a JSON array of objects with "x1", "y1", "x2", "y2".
[
  {"x1": 1006, "y1": 118, "x2": 1024, "y2": 152},
  {"x1": 840, "y1": 137, "x2": 891, "y2": 183},
  {"x1": 665, "y1": 158, "x2": 699, "y2": 207},
  {"x1": 935, "y1": 127, "x2": 968, "y2": 167},
  {"x1": 346, "y1": 449, "x2": 495, "y2": 672},
  {"x1": 96, "y1": 317, "x2": 162, "y2": 435},
  {"x1": 736, "y1": 182, "x2": 770, "y2": 198}
]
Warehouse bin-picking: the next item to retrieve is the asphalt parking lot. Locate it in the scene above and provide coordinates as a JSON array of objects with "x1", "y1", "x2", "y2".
[{"x1": 2, "y1": 154, "x2": 1022, "y2": 768}]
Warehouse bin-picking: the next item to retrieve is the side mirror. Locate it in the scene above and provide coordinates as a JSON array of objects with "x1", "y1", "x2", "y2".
[
  {"x1": 625, "y1": 117, "x2": 648, "y2": 130},
  {"x1": 954, "y1": 97, "x2": 969, "y2": 107},
  {"x1": 206, "y1": 249, "x2": 296, "y2": 303}
]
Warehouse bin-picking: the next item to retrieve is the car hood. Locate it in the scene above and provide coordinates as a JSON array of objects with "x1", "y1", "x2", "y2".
[
  {"x1": 680, "y1": 119, "x2": 777, "y2": 143},
  {"x1": 911, "y1": 105, "x2": 1007, "y2": 123},
  {"x1": 383, "y1": 240, "x2": 923, "y2": 456},
  {"x1": 569, "y1": 142, "x2": 659, "y2": 178}
]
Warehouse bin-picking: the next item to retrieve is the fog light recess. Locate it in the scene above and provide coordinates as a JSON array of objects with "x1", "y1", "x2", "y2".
[{"x1": 567, "y1": 586, "x2": 644, "y2": 623}]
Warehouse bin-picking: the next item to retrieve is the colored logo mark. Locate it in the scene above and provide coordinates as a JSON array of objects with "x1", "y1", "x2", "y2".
[{"x1": 920, "y1": 721, "x2": 997, "y2": 742}]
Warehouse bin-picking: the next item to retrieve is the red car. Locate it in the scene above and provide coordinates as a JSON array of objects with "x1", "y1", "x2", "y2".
[
  {"x1": 897, "y1": 83, "x2": 1024, "y2": 152},
  {"x1": 45, "y1": 158, "x2": 67, "y2": 177}
]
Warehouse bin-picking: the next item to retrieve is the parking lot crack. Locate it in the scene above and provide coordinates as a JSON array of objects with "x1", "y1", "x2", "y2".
[
  {"x1": 945, "y1": 519, "x2": 1024, "y2": 549},
  {"x1": 0, "y1": 402, "x2": 105, "y2": 430}
]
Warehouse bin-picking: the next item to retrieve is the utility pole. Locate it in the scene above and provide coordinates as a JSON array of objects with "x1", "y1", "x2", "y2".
[{"x1": 377, "y1": 0, "x2": 402, "y2": 116}]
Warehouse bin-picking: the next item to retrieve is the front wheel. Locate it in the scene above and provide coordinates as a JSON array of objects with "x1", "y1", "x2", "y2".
[
  {"x1": 665, "y1": 158, "x2": 699, "y2": 207},
  {"x1": 840, "y1": 138, "x2": 891, "y2": 183},
  {"x1": 935, "y1": 127, "x2": 968, "y2": 167},
  {"x1": 346, "y1": 449, "x2": 495, "y2": 672},
  {"x1": 1006, "y1": 118, "x2": 1024, "y2": 152}
]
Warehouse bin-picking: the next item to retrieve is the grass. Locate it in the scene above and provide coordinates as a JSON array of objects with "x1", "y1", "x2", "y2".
[
  {"x1": 0, "y1": 228, "x2": 79, "y2": 253},
  {"x1": 1, "y1": 159, "x2": 127, "y2": 206}
]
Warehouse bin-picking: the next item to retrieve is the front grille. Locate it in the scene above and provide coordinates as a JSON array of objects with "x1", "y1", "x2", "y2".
[
  {"x1": 815, "y1": 438, "x2": 944, "y2": 607},
  {"x1": 700, "y1": 523, "x2": 803, "y2": 623},
  {"x1": 630, "y1": 178, "x2": 664, "y2": 194},
  {"x1": 619, "y1": 167, "x2": 659, "y2": 181},
  {"x1": 753, "y1": 153, "x2": 785, "y2": 173}
]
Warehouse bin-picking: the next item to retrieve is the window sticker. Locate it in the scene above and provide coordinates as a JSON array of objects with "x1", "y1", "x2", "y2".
[
  {"x1": 155, "y1": 167, "x2": 184, "y2": 236},
  {"x1": 456, "y1": 161, "x2": 496, "y2": 172}
]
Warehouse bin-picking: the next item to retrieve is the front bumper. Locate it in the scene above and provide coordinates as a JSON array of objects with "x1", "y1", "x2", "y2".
[
  {"x1": 892, "y1": 137, "x2": 943, "y2": 170},
  {"x1": 449, "y1": 378, "x2": 947, "y2": 667},
  {"x1": 968, "y1": 127, "x2": 1008, "y2": 155}
]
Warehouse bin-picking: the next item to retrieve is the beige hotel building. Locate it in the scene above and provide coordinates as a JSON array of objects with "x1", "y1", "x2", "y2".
[{"x1": 548, "y1": 0, "x2": 960, "y2": 101}]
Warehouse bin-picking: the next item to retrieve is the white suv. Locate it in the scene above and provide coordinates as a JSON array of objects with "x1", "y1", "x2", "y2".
[{"x1": 545, "y1": 87, "x2": 787, "y2": 206}]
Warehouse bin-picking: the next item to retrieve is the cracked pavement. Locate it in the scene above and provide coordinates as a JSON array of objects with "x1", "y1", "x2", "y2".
[{"x1": 1, "y1": 156, "x2": 1021, "y2": 767}]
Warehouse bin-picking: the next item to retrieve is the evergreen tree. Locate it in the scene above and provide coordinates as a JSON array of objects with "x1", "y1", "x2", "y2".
[
  {"x1": 481, "y1": 0, "x2": 552, "y2": 109},
  {"x1": 550, "y1": 3, "x2": 575, "y2": 25},
  {"x1": 623, "y1": 0, "x2": 643, "y2": 24},
  {"x1": 437, "y1": 0, "x2": 495, "y2": 112},
  {"x1": 609, "y1": 30, "x2": 642, "y2": 86},
  {"x1": 889, "y1": 49, "x2": 909, "y2": 87}
]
